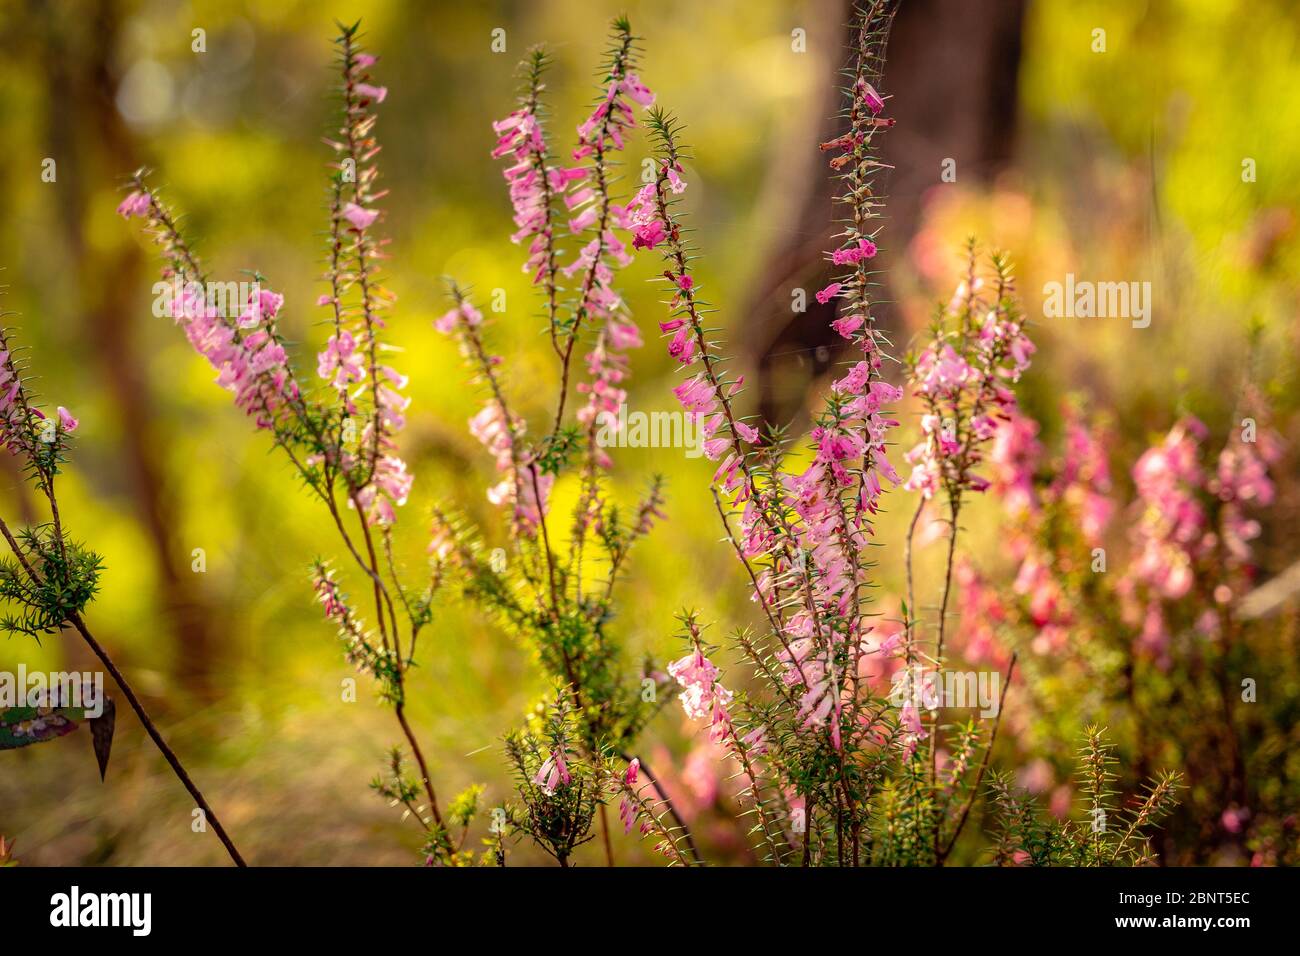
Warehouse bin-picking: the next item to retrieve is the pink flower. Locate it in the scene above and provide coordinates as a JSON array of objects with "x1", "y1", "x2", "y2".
[
  {"x1": 815, "y1": 282, "x2": 843, "y2": 305},
  {"x1": 56, "y1": 407, "x2": 79, "y2": 432},
  {"x1": 625, "y1": 758, "x2": 640, "y2": 785},
  {"x1": 667, "y1": 325, "x2": 697, "y2": 364},
  {"x1": 857, "y1": 79, "x2": 885, "y2": 114},
  {"x1": 1007, "y1": 334, "x2": 1036, "y2": 379},
  {"x1": 534, "y1": 748, "x2": 572, "y2": 794},
  {"x1": 343, "y1": 202, "x2": 379, "y2": 229},
  {"x1": 632, "y1": 219, "x2": 666, "y2": 251},
  {"x1": 831, "y1": 239, "x2": 878, "y2": 266},
  {"x1": 568, "y1": 206, "x2": 599, "y2": 234},
  {"x1": 434, "y1": 301, "x2": 482, "y2": 334},
  {"x1": 740, "y1": 725, "x2": 768, "y2": 756},
  {"x1": 317, "y1": 330, "x2": 366, "y2": 387},
  {"x1": 833, "y1": 361, "x2": 871, "y2": 395},
  {"x1": 990, "y1": 410, "x2": 1042, "y2": 513},
  {"x1": 902, "y1": 451, "x2": 940, "y2": 499},
  {"x1": 619, "y1": 795, "x2": 638, "y2": 833},
  {"x1": 156, "y1": 283, "x2": 304, "y2": 437},
  {"x1": 608, "y1": 318, "x2": 642, "y2": 351},
  {"x1": 116, "y1": 191, "x2": 151, "y2": 219},
  {"x1": 548, "y1": 166, "x2": 587, "y2": 190},
  {"x1": 563, "y1": 187, "x2": 595, "y2": 210},
  {"x1": 621, "y1": 73, "x2": 655, "y2": 107},
  {"x1": 355, "y1": 83, "x2": 387, "y2": 103},
  {"x1": 899, "y1": 699, "x2": 928, "y2": 755},
  {"x1": 673, "y1": 375, "x2": 717, "y2": 415},
  {"x1": 1220, "y1": 805, "x2": 1250, "y2": 835},
  {"x1": 913, "y1": 343, "x2": 976, "y2": 396},
  {"x1": 668, "y1": 649, "x2": 733, "y2": 723},
  {"x1": 831, "y1": 315, "x2": 865, "y2": 338}
]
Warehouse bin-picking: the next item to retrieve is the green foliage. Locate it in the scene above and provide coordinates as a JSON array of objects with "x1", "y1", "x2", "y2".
[
  {"x1": 448, "y1": 783, "x2": 484, "y2": 831},
  {"x1": 503, "y1": 694, "x2": 601, "y2": 866},
  {"x1": 370, "y1": 745, "x2": 421, "y2": 810},
  {"x1": 371, "y1": 746, "x2": 473, "y2": 865},
  {"x1": 533, "y1": 427, "x2": 581, "y2": 476},
  {"x1": 987, "y1": 727, "x2": 1182, "y2": 866},
  {"x1": 311, "y1": 560, "x2": 404, "y2": 704},
  {"x1": 0, "y1": 526, "x2": 102, "y2": 638}
]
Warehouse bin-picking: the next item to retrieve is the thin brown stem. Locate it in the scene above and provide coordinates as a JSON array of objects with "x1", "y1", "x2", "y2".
[
  {"x1": 395, "y1": 703, "x2": 446, "y2": 835},
  {"x1": 598, "y1": 803, "x2": 615, "y2": 866},
  {"x1": 529, "y1": 463, "x2": 561, "y2": 617},
  {"x1": 927, "y1": 497, "x2": 962, "y2": 790},
  {"x1": 0, "y1": 506, "x2": 246, "y2": 866},
  {"x1": 68, "y1": 612, "x2": 247, "y2": 866},
  {"x1": 621, "y1": 751, "x2": 701, "y2": 865},
  {"x1": 939, "y1": 652, "x2": 1015, "y2": 863},
  {"x1": 903, "y1": 496, "x2": 925, "y2": 671}
]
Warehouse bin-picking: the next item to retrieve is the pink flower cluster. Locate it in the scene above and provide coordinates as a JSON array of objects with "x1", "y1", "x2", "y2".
[
  {"x1": 644, "y1": 88, "x2": 904, "y2": 754},
  {"x1": 647, "y1": 171, "x2": 767, "y2": 465},
  {"x1": 748, "y1": 245, "x2": 907, "y2": 751},
  {"x1": 1211, "y1": 429, "x2": 1279, "y2": 562},
  {"x1": 667, "y1": 648, "x2": 733, "y2": 744},
  {"x1": 989, "y1": 408, "x2": 1044, "y2": 515},
  {"x1": 965, "y1": 404, "x2": 1112, "y2": 658},
  {"x1": 315, "y1": 318, "x2": 414, "y2": 526},
  {"x1": 967, "y1": 396, "x2": 1280, "y2": 670},
  {"x1": 310, "y1": 563, "x2": 387, "y2": 674},
  {"x1": 116, "y1": 190, "x2": 151, "y2": 219},
  {"x1": 616, "y1": 758, "x2": 647, "y2": 834},
  {"x1": 435, "y1": 300, "x2": 551, "y2": 533},
  {"x1": 0, "y1": 346, "x2": 78, "y2": 454},
  {"x1": 975, "y1": 405, "x2": 1095, "y2": 656},
  {"x1": 1054, "y1": 407, "x2": 1115, "y2": 543},
  {"x1": 490, "y1": 60, "x2": 656, "y2": 468},
  {"x1": 952, "y1": 558, "x2": 1013, "y2": 667},
  {"x1": 316, "y1": 329, "x2": 365, "y2": 391},
  {"x1": 492, "y1": 105, "x2": 556, "y2": 278},
  {"x1": 575, "y1": 72, "x2": 654, "y2": 159},
  {"x1": 534, "y1": 747, "x2": 572, "y2": 794},
  {"x1": 315, "y1": 50, "x2": 412, "y2": 527},
  {"x1": 1125, "y1": 416, "x2": 1277, "y2": 656},
  {"x1": 670, "y1": 371, "x2": 757, "y2": 461},
  {"x1": 169, "y1": 282, "x2": 302, "y2": 433},
  {"x1": 1130, "y1": 417, "x2": 1213, "y2": 601},
  {"x1": 1011, "y1": 552, "x2": 1074, "y2": 655},
  {"x1": 313, "y1": 569, "x2": 346, "y2": 620},
  {"x1": 898, "y1": 696, "x2": 929, "y2": 757},
  {"x1": 617, "y1": 163, "x2": 683, "y2": 255},
  {"x1": 903, "y1": 273, "x2": 1035, "y2": 501},
  {"x1": 0, "y1": 355, "x2": 28, "y2": 439},
  {"x1": 356, "y1": 451, "x2": 413, "y2": 528},
  {"x1": 568, "y1": 77, "x2": 655, "y2": 446}
]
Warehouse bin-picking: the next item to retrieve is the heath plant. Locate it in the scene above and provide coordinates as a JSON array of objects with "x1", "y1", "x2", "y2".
[{"x1": 106, "y1": 5, "x2": 1219, "y2": 867}]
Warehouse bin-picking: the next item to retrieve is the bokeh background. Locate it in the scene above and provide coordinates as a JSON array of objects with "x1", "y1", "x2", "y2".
[{"x1": 0, "y1": 0, "x2": 1296, "y2": 865}]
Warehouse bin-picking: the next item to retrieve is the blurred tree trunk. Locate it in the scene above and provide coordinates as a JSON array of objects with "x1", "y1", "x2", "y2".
[
  {"x1": 747, "y1": 0, "x2": 1026, "y2": 425},
  {"x1": 34, "y1": 0, "x2": 220, "y2": 698}
]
